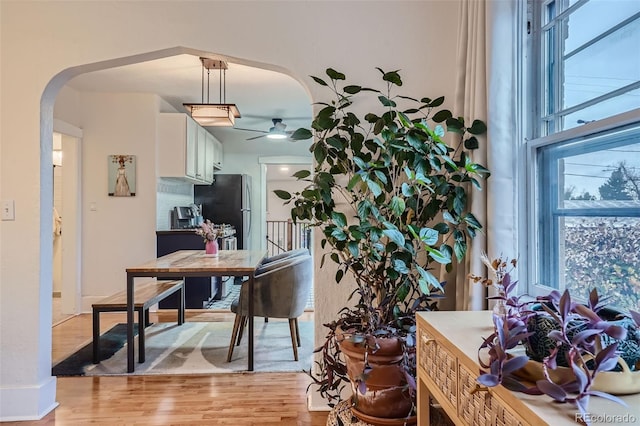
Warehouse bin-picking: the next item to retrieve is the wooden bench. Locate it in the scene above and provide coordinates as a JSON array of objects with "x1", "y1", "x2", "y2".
[{"x1": 92, "y1": 280, "x2": 185, "y2": 364}]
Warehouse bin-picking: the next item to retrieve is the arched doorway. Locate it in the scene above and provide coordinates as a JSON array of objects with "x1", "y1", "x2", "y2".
[{"x1": 42, "y1": 46, "x2": 313, "y2": 378}]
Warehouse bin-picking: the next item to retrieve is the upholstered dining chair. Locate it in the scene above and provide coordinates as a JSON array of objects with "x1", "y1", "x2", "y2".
[
  {"x1": 226, "y1": 254, "x2": 313, "y2": 362},
  {"x1": 260, "y1": 248, "x2": 309, "y2": 265}
]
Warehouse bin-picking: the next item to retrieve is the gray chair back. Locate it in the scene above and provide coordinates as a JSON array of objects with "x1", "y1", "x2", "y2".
[
  {"x1": 233, "y1": 254, "x2": 312, "y2": 319},
  {"x1": 260, "y1": 248, "x2": 309, "y2": 264}
]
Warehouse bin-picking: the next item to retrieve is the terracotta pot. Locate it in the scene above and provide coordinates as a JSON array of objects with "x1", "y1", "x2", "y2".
[{"x1": 337, "y1": 328, "x2": 416, "y2": 425}]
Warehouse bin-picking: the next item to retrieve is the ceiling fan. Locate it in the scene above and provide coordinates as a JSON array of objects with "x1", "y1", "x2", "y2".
[{"x1": 235, "y1": 118, "x2": 293, "y2": 141}]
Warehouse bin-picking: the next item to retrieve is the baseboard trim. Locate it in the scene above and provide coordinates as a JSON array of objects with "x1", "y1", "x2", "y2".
[
  {"x1": 307, "y1": 393, "x2": 331, "y2": 412},
  {"x1": 0, "y1": 376, "x2": 58, "y2": 421}
]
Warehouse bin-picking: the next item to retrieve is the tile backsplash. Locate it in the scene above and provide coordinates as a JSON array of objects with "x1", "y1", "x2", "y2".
[{"x1": 156, "y1": 178, "x2": 193, "y2": 230}]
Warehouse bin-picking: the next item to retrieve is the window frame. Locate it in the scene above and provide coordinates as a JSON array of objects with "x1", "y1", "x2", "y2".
[
  {"x1": 524, "y1": 0, "x2": 640, "y2": 303},
  {"x1": 526, "y1": 109, "x2": 640, "y2": 297}
]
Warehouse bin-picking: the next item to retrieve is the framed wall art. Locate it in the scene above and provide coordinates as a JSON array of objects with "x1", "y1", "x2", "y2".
[{"x1": 108, "y1": 154, "x2": 136, "y2": 196}]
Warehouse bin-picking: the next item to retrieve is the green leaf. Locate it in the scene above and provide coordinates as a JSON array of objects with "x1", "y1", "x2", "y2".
[
  {"x1": 310, "y1": 75, "x2": 328, "y2": 86},
  {"x1": 336, "y1": 269, "x2": 344, "y2": 283},
  {"x1": 454, "y1": 240, "x2": 467, "y2": 261},
  {"x1": 344, "y1": 85, "x2": 361, "y2": 94},
  {"x1": 315, "y1": 115, "x2": 335, "y2": 131},
  {"x1": 318, "y1": 105, "x2": 336, "y2": 118},
  {"x1": 393, "y1": 259, "x2": 409, "y2": 274},
  {"x1": 353, "y1": 156, "x2": 368, "y2": 170},
  {"x1": 406, "y1": 132, "x2": 423, "y2": 149},
  {"x1": 373, "y1": 170, "x2": 387, "y2": 184},
  {"x1": 453, "y1": 194, "x2": 465, "y2": 215},
  {"x1": 429, "y1": 96, "x2": 445, "y2": 107},
  {"x1": 397, "y1": 111, "x2": 412, "y2": 128},
  {"x1": 291, "y1": 128, "x2": 313, "y2": 140},
  {"x1": 373, "y1": 119, "x2": 385, "y2": 135},
  {"x1": 417, "y1": 265, "x2": 443, "y2": 293},
  {"x1": 419, "y1": 228, "x2": 439, "y2": 246},
  {"x1": 468, "y1": 119, "x2": 487, "y2": 135},
  {"x1": 314, "y1": 144, "x2": 327, "y2": 164},
  {"x1": 273, "y1": 190, "x2": 291, "y2": 200},
  {"x1": 433, "y1": 222, "x2": 450, "y2": 234},
  {"x1": 404, "y1": 167, "x2": 415, "y2": 180},
  {"x1": 446, "y1": 117, "x2": 464, "y2": 134},
  {"x1": 378, "y1": 96, "x2": 396, "y2": 107},
  {"x1": 390, "y1": 196, "x2": 406, "y2": 217},
  {"x1": 382, "y1": 229, "x2": 405, "y2": 248},
  {"x1": 331, "y1": 211, "x2": 347, "y2": 227},
  {"x1": 347, "y1": 174, "x2": 362, "y2": 191},
  {"x1": 442, "y1": 211, "x2": 458, "y2": 225},
  {"x1": 464, "y1": 136, "x2": 479, "y2": 150},
  {"x1": 432, "y1": 109, "x2": 452, "y2": 123},
  {"x1": 292, "y1": 169, "x2": 311, "y2": 179},
  {"x1": 331, "y1": 228, "x2": 347, "y2": 241},
  {"x1": 401, "y1": 182, "x2": 414, "y2": 197},
  {"x1": 326, "y1": 68, "x2": 346, "y2": 80},
  {"x1": 364, "y1": 113, "x2": 379, "y2": 123},
  {"x1": 463, "y1": 213, "x2": 482, "y2": 229},
  {"x1": 348, "y1": 241, "x2": 359, "y2": 258},
  {"x1": 383, "y1": 70, "x2": 403, "y2": 86},
  {"x1": 357, "y1": 200, "x2": 371, "y2": 220},
  {"x1": 434, "y1": 125, "x2": 445, "y2": 138},
  {"x1": 425, "y1": 246, "x2": 451, "y2": 264},
  {"x1": 366, "y1": 179, "x2": 382, "y2": 197},
  {"x1": 324, "y1": 136, "x2": 342, "y2": 150}
]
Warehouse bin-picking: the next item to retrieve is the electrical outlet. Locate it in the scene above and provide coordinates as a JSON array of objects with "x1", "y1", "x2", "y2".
[{"x1": 1, "y1": 200, "x2": 15, "y2": 220}]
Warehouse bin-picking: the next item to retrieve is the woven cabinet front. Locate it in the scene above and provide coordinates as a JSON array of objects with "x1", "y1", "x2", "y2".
[
  {"x1": 458, "y1": 362, "x2": 524, "y2": 426},
  {"x1": 418, "y1": 328, "x2": 458, "y2": 410}
]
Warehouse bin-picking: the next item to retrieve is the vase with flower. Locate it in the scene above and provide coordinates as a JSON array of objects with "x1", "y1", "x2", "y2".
[{"x1": 195, "y1": 219, "x2": 219, "y2": 257}]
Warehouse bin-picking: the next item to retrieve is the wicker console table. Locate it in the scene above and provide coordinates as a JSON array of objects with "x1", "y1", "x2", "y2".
[{"x1": 416, "y1": 311, "x2": 640, "y2": 425}]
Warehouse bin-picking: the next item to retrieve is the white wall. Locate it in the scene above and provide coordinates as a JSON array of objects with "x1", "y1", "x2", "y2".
[
  {"x1": 0, "y1": 0, "x2": 461, "y2": 420},
  {"x1": 156, "y1": 178, "x2": 194, "y2": 231},
  {"x1": 267, "y1": 178, "x2": 308, "y2": 221},
  {"x1": 78, "y1": 92, "x2": 159, "y2": 304}
]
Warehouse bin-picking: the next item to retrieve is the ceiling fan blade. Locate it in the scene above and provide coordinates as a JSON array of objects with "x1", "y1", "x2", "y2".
[
  {"x1": 246, "y1": 134, "x2": 268, "y2": 141},
  {"x1": 234, "y1": 127, "x2": 268, "y2": 133}
]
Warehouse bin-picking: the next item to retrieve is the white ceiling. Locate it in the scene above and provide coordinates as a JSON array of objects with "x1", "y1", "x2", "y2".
[{"x1": 65, "y1": 54, "x2": 314, "y2": 158}]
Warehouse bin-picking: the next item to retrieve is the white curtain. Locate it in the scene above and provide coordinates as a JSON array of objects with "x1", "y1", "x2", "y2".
[{"x1": 442, "y1": 0, "x2": 520, "y2": 311}]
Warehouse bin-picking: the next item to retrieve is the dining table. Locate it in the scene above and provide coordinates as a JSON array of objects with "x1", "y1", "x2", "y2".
[{"x1": 125, "y1": 249, "x2": 267, "y2": 373}]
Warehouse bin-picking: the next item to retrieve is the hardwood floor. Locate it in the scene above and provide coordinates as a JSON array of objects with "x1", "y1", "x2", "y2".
[{"x1": 14, "y1": 310, "x2": 328, "y2": 425}]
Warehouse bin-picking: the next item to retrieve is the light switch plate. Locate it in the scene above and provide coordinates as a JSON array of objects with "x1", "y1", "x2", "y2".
[{"x1": 1, "y1": 200, "x2": 15, "y2": 220}]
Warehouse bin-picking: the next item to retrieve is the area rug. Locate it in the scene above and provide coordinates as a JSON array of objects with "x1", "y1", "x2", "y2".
[
  {"x1": 54, "y1": 319, "x2": 313, "y2": 376},
  {"x1": 52, "y1": 323, "x2": 136, "y2": 376}
]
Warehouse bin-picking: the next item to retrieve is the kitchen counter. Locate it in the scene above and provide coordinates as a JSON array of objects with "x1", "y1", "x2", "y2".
[
  {"x1": 156, "y1": 228, "x2": 236, "y2": 237},
  {"x1": 156, "y1": 229, "x2": 201, "y2": 234}
]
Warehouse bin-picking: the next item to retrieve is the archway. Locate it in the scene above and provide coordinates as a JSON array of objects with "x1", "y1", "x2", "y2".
[{"x1": 41, "y1": 45, "x2": 313, "y2": 389}]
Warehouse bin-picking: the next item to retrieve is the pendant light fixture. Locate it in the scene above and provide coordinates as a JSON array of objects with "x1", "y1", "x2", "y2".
[{"x1": 183, "y1": 58, "x2": 241, "y2": 126}]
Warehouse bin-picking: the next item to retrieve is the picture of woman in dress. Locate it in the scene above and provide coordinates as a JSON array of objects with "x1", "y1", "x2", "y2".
[{"x1": 109, "y1": 155, "x2": 136, "y2": 196}]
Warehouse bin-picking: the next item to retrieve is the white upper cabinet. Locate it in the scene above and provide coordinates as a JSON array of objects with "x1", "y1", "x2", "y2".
[
  {"x1": 212, "y1": 137, "x2": 223, "y2": 170},
  {"x1": 158, "y1": 113, "x2": 222, "y2": 184},
  {"x1": 204, "y1": 131, "x2": 215, "y2": 183}
]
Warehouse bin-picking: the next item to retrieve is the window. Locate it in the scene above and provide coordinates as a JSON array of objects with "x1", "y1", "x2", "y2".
[{"x1": 529, "y1": 0, "x2": 640, "y2": 311}]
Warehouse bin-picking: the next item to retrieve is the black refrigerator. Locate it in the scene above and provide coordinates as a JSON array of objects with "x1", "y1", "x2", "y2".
[{"x1": 194, "y1": 174, "x2": 252, "y2": 249}]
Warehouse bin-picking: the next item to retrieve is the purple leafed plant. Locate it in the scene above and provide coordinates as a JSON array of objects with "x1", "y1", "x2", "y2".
[
  {"x1": 535, "y1": 289, "x2": 627, "y2": 420},
  {"x1": 472, "y1": 255, "x2": 638, "y2": 426}
]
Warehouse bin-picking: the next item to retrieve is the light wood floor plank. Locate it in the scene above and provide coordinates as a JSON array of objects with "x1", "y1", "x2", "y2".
[{"x1": 15, "y1": 310, "x2": 328, "y2": 425}]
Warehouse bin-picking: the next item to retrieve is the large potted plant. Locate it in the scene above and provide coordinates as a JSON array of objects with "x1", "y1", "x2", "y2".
[{"x1": 275, "y1": 68, "x2": 489, "y2": 424}]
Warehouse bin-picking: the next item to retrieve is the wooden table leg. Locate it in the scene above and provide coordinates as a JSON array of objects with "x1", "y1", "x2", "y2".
[
  {"x1": 248, "y1": 274, "x2": 254, "y2": 371},
  {"x1": 127, "y1": 274, "x2": 135, "y2": 373}
]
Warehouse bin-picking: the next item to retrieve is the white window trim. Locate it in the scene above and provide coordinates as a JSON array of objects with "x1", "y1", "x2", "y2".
[{"x1": 525, "y1": 107, "x2": 640, "y2": 297}]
